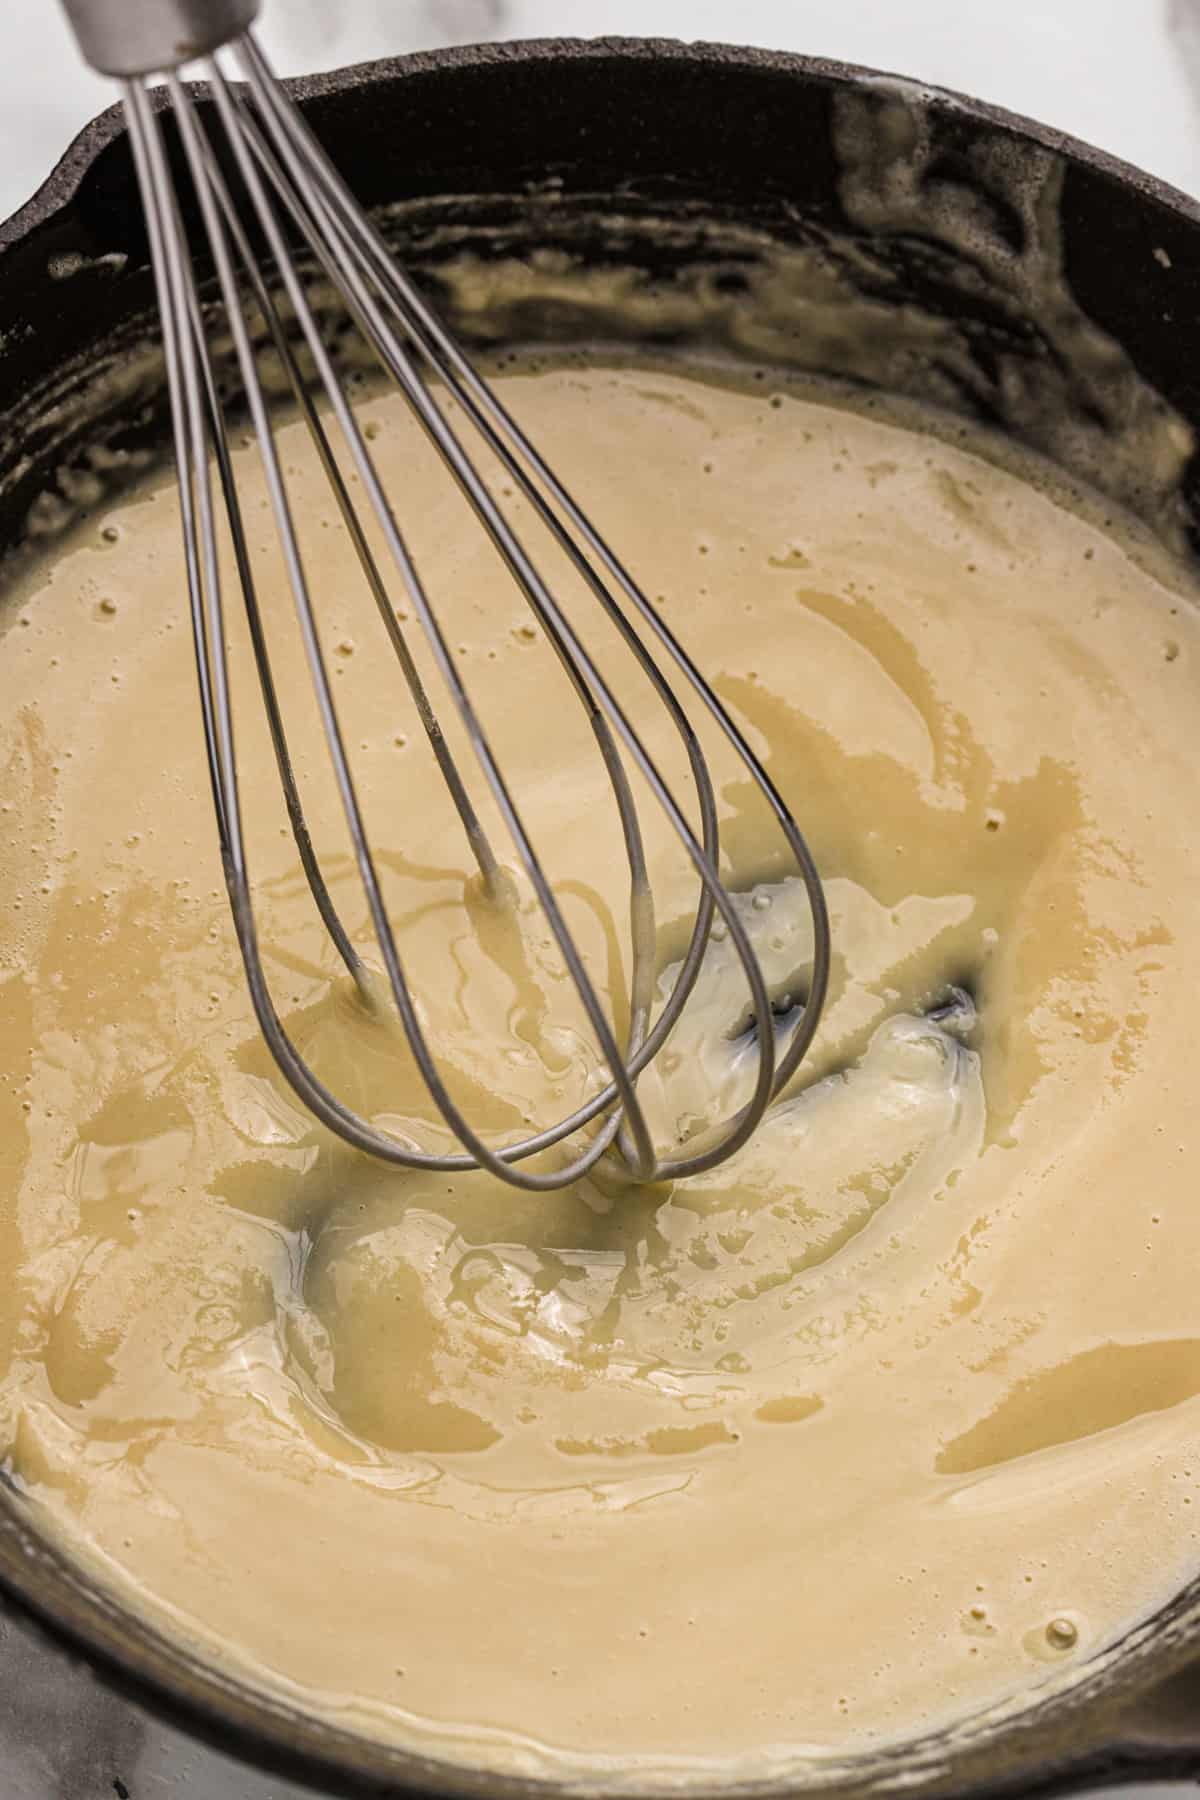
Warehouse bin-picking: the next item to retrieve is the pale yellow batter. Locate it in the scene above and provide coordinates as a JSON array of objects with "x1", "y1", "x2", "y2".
[{"x1": 1, "y1": 358, "x2": 1199, "y2": 1783}]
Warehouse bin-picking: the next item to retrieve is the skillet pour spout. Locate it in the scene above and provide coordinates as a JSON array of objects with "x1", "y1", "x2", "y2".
[{"x1": 1, "y1": 34, "x2": 1200, "y2": 1800}]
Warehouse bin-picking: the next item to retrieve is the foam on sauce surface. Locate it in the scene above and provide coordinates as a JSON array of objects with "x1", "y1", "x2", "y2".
[{"x1": 0, "y1": 359, "x2": 1199, "y2": 1781}]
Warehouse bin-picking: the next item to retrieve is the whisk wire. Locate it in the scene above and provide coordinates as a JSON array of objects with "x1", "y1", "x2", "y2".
[
  {"x1": 125, "y1": 80, "x2": 390, "y2": 1164},
  {"x1": 210, "y1": 52, "x2": 787, "y2": 1176},
  {"x1": 187, "y1": 227, "x2": 368, "y2": 986},
  {"x1": 192, "y1": 66, "x2": 667, "y2": 1186},
  {"x1": 212, "y1": 71, "x2": 733, "y2": 1174},
  {"x1": 112, "y1": 33, "x2": 834, "y2": 1190},
  {"x1": 225, "y1": 140, "x2": 666, "y2": 1174},
  {"x1": 186, "y1": 117, "x2": 501, "y2": 954},
  {"x1": 234, "y1": 35, "x2": 833, "y2": 1135}
]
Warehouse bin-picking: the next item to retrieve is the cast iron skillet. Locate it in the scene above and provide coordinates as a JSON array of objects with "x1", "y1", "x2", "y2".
[{"x1": 1, "y1": 34, "x2": 1199, "y2": 1800}]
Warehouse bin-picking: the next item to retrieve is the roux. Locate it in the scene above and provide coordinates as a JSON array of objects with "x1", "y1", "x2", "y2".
[{"x1": 0, "y1": 358, "x2": 1198, "y2": 1783}]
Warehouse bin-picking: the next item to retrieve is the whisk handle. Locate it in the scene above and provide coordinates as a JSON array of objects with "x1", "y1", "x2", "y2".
[{"x1": 59, "y1": 0, "x2": 259, "y2": 76}]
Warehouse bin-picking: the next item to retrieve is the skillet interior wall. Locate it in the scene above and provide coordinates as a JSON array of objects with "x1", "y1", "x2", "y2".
[{"x1": 1, "y1": 45, "x2": 1200, "y2": 569}]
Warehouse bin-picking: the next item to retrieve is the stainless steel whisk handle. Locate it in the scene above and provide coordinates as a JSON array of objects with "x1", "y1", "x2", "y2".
[{"x1": 59, "y1": 0, "x2": 260, "y2": 76}]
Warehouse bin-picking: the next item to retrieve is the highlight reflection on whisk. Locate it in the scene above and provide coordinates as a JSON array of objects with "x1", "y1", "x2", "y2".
[{"x1": 59, "y1": 0, "x2": 831, "y2": 1191}]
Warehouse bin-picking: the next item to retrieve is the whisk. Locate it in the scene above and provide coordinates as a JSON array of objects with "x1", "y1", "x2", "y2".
[{"x1": 58, "y1": 0, "x2": 831, "y2": 1191}]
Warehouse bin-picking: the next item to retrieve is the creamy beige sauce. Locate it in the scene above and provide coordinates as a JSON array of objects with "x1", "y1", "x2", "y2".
[{"x1": 1, "y1": 359, "x2": 1199, "y2": 1783}]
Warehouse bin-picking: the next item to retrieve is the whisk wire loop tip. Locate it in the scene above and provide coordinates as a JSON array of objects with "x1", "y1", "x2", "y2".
[{"x1": 97, "y1": 17, "x2": 832, "y2": 1192}]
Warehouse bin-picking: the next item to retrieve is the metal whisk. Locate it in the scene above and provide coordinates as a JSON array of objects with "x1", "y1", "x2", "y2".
[{"x1": 59, "y1": 0, "x2": 831, "y2": 1191}]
